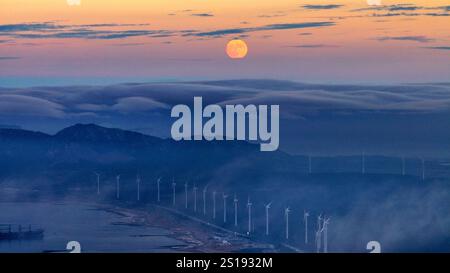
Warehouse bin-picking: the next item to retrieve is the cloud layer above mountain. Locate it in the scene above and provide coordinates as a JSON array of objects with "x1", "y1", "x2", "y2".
[
  {"x1": 1, "y1": 80, "x2": 449, "y2": 156},
  {"x1": 1, "y1": 80, "x2": 448, "y2": 118}
]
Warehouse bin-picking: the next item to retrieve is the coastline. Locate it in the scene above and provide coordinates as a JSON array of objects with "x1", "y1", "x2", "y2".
[{"x1": 97, "y1": 203, "x2": 276, "y2": 253}]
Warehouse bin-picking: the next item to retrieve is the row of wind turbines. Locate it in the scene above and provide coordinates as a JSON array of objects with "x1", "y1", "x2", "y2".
[
  {"x1": 93, "y1": 174, "x2": 332, "y2": 252},
  {"x1": 307, "y1": 153, "x2": 428, "y2": 180},
  {"x1": 94, "y1": 152, "x2": 430, "y2": 199}
]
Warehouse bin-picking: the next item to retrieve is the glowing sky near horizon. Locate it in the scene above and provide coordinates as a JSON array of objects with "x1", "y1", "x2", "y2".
[{"x1": 0, "y1": 0, "x2": 449, "y2": 84}]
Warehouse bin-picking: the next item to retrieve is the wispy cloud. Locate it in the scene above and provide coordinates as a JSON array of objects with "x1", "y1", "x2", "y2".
[
  {"x1": 0, "y1": 56, "x2": 20, "y2": 60},
  {"x1": 286, "y1": 44, "x2": 339, "y2": 48},
  {"x1": 0, "y1": 22, "x2": 65, "y2": 32},
  {"x1": 302, "y1": 4, "x2": 344, "y2": 10},
  {"x1": 0, "y1": 22, "x2": 173, "y2": 40},
  {"x1": 110, "y1": 42, "x2": 150, "y2": 47},
  {"x1": 422, "y1": 46, "x2": 450, "y2": 51},
  {"x1": 353, "y1": 4, "x2": 421, "y2": 12},
  {"x1": 191, "y1": 13, "x2": 214, "y2": 17},
  {"x1": 190, "y1": 22, "x2": 335, "y2": 37},
  {"x1": 0, "y1": 20, "x2": 335, "y2": 40},
  {"x1": 375, "y1": 36, "x2": 435, "y2": 43},
  {"x1": 352, "y1": 3, "x2": 450, "y2": 18}
]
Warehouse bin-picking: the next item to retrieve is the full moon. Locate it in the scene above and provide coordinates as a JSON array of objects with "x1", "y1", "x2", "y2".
[
  {"x1": 67, "y1": 0, "x2": 81, "y2": 6},
  {"x1": 226, "y1": 39, "x2": 248, "y2": 59},
  {"x1": 367, "y1": 0, "x2": 382, "y2": 6}
]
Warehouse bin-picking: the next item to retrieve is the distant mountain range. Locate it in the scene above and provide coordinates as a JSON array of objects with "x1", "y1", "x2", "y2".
[
  {"x1": 0, "y1": 124, "x2": 287, "y2": 186},
  {"x1": 0, "y1": 123, "x2": 447, "y2": 185}
]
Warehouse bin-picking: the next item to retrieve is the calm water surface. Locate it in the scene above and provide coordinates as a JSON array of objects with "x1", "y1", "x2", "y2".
[{"x1": 0, "y1": 202, "x2": 186, "y2": 253}]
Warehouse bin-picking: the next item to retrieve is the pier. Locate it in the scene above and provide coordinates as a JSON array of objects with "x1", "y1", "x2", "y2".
[{"x1": 0, "y1": 224, "x2": 44, "y2": 240}]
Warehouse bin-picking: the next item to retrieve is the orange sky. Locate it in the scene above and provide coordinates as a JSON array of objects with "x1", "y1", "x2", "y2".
[{"x1": 1, "y1": 0, "x2": 449, "y2": 84}]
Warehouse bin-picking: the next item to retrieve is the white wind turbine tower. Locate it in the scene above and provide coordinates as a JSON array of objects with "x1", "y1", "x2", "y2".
[
  {"x1": 212, "y1": 191, "x2": 217, "y2": 219},
  {"x1": 322, "y1": 217, "x2": 330, "y2": 253},
  {"x1": 193, "y1": 185, "x2": 198, "y2": 212},
  {"x1": 421, "y1": 158, "x2": 425, "y2": 181},
  {"x1": 402, "y1": 156, "x2": 406, "y2": 176},
  {"x1": 172, "y1": 178, "x2": 176, "y2": 206},
  {"x1": 116, "y1": 175, "x2": 121, "y2": 199},
  {"x1": 315, "y1": 214, "x2": 323, "y2": 253},
  {"x1": 94, "y1": 172, "x2": 100, "y2": 195},
  {"x1": 247, "y1": 197, "x2": 252, "y2": 235},
  {"x1": 202, "y1": 185, "x2": 208, "y2": 215},
  {"x1": 233, "y1": 194, "x2": 238, "y2": 227},
  {"x1": 184, "y1": 182, "x2": 189, "y2": 209},
  {"x1": 304, "y1": 210, "x2": 310, "y2": 244},
  {"x1": 136, "y1": 175, "x2": 141, "y2": 202},
  {"x1": 362, "y1": 151, "x2": 366, "y2": 174},
  {"x1": 156, "y1": 177, "x2": 162, "y2": 203},
  {"x1": 285, "y1": 207, "x2": 291, "y2": 240},
  {"x1": 308, "y1": 155, "x2": 312, "y2": 174},
  {"x1": 264, "y1": 202, "x2": 272, "y2": 236},
  {"x1": 223, "y1": 193, "x2": 228, "y2": 223}
]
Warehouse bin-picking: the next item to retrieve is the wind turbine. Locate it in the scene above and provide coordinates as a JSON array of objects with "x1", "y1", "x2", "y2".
[
  {"x1": 264, "y1": 202, "x2": 272, "y2": 236},
  {"x1": 116, "y1": 175, "x2": 121, "y2": 199},
  {"x1": 285, "y1": 207, "x2": 291, "y2": 240},
  {"x1": 172, "y1": 178, "x2": 176, "y2": 206},
  {"x1": 184, "y1": 182, "x2": 189, "y2": 209},
  {"x1": 193, "y1": 185, "x2": 198, "y2": 212},
  {"x1": 156, "y1": 177, "x2": 162, "y2": 203},
  {"x1": 304, "y1": 210, "x2": 310, "y2": 244},
  {"x1": 362, "y1": 151, "x2": 366, "y2": 174},
  {"x1": 94, "y1": 172, "x2": 100, "y2": 195},
  {"x1": 402, "y1": 156, "x2": 406, "y2": 176},
  {"x1": 247, "y1": 197, "x2": 252, "y2": 235},
  {"x1": 308, "y1": 155, "x2": 312, "y2": 174},
  {"x1": 136, "y1": 175, "x2": 141, "y2": 202},
  {"x1": 322, "y1": 217, "x2": 330, "y2": 253},
  {"x1": 212, "y1": 191, "x2": 217, "y2": 219},
  {"x1": 202, "y1": 186, "x2": 208, "y2": 215},
  {"x1": 315, "y1": 214, "x2": 323, "y2": 253},
  {"x1": 223, "y1": 193, "x2": 228, "y2": 223},
  {"x1": 421, "y1": 158, "x2": 425, "y2": 181},
  {"x1": 233, "y1": 194, "x2": 238, "y2": 227}
]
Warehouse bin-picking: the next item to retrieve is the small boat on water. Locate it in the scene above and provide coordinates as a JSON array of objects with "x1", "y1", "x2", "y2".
[{"x1": 0, "y1": 224, "x2": 44, "y2": 240}]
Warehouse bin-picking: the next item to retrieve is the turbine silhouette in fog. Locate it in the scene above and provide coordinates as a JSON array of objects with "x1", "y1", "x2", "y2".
[
  {"x1": 212, "y1": 190, "x2": 217, "y2": 219},
  {"x1": 223, "y1": 193, "x2": 228, "y2": 223},
  {"x1": 156, "y1": 177, "x2": 162, "y2": 203},
  {"x1": 233, "y1": 194, "x2": 238, "y2": 227},
  {"x1": 285, "y1": 207, "x2": 291, "y2": 240},
  {"x1": 136, "y1": 175, "x2": 141, "y2": 202},
  {"x1": 116, "y1": 175, "x2": 121, "y2": 199},
  {"x1": 304, "y1": 210, "x2": 310, "y2": 244},
  {"x1": 322, "y1": 217, "x2": 330, "y2": 253},
  {"x1": 203, "y1": 185, "x2": 208, "y2": 215},
  {"x1": 94, "y1": 172, "x2": 100, "y2": 195},
  {"x1": 172, "y1": 178, "x2": 176, "y2": 206},
  {"x1": 193, "y1": 185, "x2": 198, "y2": 212},
  {"x1": 184, "y1": 182, "x2": 189, "y2": 209},
  {"x1": 421, "y1": 158, "x2": 426, "y2": 181},
  {"x1": 362, "y1": 151, "x2": 366, "y2": 174},
  {"x1": 247, "y1": 197, "x2": 252, "y2": 235},
  {"x1": 308, "y1": 155, "x2": 312, "y2": 174},
  {"x1": 315, "y1": 214, "x2": 323, "y2": 253},
  {"x1": 402, "y1": 156, "x2": 406, "y2": 176},
  {"x1": 264, "y1": 202, "x2": 272, "y2": 236}
]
